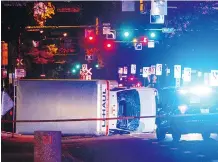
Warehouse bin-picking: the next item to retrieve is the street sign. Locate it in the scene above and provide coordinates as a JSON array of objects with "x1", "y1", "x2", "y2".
[
  {"x1": 118, "y1": 67, "x2": 123, "y2": 74},
  {"x1": 134, "y1": 43, "x2": 142, "y2": 50},
  {"x1": 175, "y1": 78, "x2": 181, "y2": 87},
  {"x1": 85, "y1": 29, "x2": 95, "y2": 38},
  {"x1": 156, "y1": 64, "x2": 162, "y2": 76},
  {"x1": 80, "y1": 68, "x2": 92, "y2": 80},
  {"x1": 183, "y1": 68, "x2": 191, "y2": 82},
  {"x1": 210, "y1": 70, "x2": 218, "y2": 86},
  {"x1": 150, "y1": 65, "x2": 156, "y2": 75},
  {"x1": 174, "y1": 65, "x2": 181, "y2": 79},
  {"x1": 140, "y1": 0, "x2": 146, "y2": 14},
  {"x1": 106, "y1": 30, "x2": 116, "y2": 39},
  {"x1": 131, "y1": 64, "x2": 136, "y2": 74},
  {"x1": 86, "y1": 68, "x2": 92, "y2": 75},
  {"x1": 9, "y1": 73, "x2": 13, "y2": 84},
  {"x1": 1, "y1": 42, "x2": 8, "y2": 66},
  {"x1": 148, "y1": 40, "x2": 155, "y2": 48},
  {"x1": 150, "y1": 15, "x2": 164, "y2": 24},
  {"x1": 82, "y1": 64, "x2": 87, "y2": 70},
  {"x1": 2, "y1": 69, "x2": 7, "y2": 79},
  {"x1": 15, "y1": 68, "x2": 26, "y2": 78},
  {"x1": 143, "y1": 67, "x2": 150, "y2": 77},
  {"x1": 151, "y1": 0, "x2": 167, "y2": 16},
  {"x1": 123, "y1": 66, "x2": 128, "y2": 75},
  {"x1": 166, "y1": 68, "x2": 170, "y2": 75},
  {"x1": 85, "y1": 55, "x2": 93, "y2": 61},
  {"x1": 122, "y1": 1, "x2": 135, "y2": 12},
  {"x1": 86, "y1": 75, "x2": 92, "y2": 80},
  {"x1": 103, "y1": 26, "x2": 111, "y2": 35}
]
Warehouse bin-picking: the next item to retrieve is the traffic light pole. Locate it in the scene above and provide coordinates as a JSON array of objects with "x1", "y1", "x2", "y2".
[{"x1": 12, "y1": 32, "x2": 21, "y2": 138}]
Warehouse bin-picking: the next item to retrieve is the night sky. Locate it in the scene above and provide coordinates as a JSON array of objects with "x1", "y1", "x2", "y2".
[{"x1": 1, "y1": 1, "x2": 218, "y2": 79}]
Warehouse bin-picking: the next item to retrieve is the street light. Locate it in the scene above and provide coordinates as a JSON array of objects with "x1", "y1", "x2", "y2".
[{"x1": 63, "y1": 32, "x2": 67, "y2": 37}]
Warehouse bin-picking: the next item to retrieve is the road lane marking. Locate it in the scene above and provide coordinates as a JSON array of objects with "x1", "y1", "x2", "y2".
[
  {"x1": 170, "y1": 147, "x2": 178, "y2": 150},
  {"x1": 160, "y1": 145, "x2": 167, "y2": 147},
  {"x1": 183, "y1": 151, "x2": 192, "y2": 154},
  {"x1": 142, "y1": 139, "x2": 149, "y2": 141},
  {"x1": 196, "y1": 154, "x2": 205, "y2": 158}
]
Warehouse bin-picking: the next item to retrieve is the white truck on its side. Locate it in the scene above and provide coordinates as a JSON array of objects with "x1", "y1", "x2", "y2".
[{"x1": 16, "y1": 79, "x2": 157, "y2": 135}]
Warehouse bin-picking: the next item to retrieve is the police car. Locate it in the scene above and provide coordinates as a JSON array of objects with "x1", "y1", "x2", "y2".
[{"x1": 156, "y1": 85, "x2": 218, "y2": 141}]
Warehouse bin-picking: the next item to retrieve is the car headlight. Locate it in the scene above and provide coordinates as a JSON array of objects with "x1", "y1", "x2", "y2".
[
  {"x1": 178, "y1": 105, "x2": 188, "y2": 114},
  {"x1": 189, "y1": 86, "x2": 212, "y2": 96},
  {"x1": 178, "y1": 89, "x2": 188, "y2": 95}
]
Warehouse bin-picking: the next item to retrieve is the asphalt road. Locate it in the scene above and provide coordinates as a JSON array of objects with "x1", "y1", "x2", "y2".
[{"x1": 2, "y1": 134, "x2": 218, "y2": 162}]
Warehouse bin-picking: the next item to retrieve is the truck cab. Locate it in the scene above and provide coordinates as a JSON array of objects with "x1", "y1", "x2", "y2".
[{"x1": 109, "y1": 87, "x2": 157, "y2": 133}]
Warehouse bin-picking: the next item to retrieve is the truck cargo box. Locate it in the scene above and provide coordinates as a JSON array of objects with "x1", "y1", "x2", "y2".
[{"x1": 16, "y1": 79, "x2": 117, "y2": 135}]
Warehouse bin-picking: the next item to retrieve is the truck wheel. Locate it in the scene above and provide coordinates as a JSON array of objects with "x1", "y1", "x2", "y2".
[
  {"x1": 156, "y1": 128, "x2": 166, "y2": 141},
  {"x1": 202, "y1": 132, "x2": 210, "y2": 140},
  {"x1": 172, "y1": 132, "x2": 181, "y2": 142}
]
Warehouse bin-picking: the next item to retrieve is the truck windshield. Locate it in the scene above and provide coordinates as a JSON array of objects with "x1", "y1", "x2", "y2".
[{"x1": 116, "y1": 89, "x2": 140, "y2": 131}]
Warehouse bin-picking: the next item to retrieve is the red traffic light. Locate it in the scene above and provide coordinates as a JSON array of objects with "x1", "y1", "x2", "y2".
[
  {"x1": 139, "y1": 36, "x2": 148, "y2": 45},
  {"x1": 143, "y1": 37, "x2": 148, "y2": 43},
  {"x1": 88, "y1": 36, "x2": 94, "y2": 41},
  {"x1": 107, "y1": 43, "x2": 112, "y2": 48},
  {"x1": 104, "y1": 41, "x2": 114, "y2": 50}
]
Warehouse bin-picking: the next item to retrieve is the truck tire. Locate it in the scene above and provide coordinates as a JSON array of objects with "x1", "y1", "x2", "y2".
[
  {"x1": 172, "y1": 132, "x2": 181, "y2": 142},
  {"x1": 156, "y1": 128, "x2": 166, "y2": 141},
  {"x1": 202, "y1": 132, "x2": 210, "y2": 140}
]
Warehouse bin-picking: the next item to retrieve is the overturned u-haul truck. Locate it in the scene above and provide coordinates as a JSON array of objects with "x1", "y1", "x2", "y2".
[{"x1": 16, "y1": 79, "x2": 156, "y2": 135}]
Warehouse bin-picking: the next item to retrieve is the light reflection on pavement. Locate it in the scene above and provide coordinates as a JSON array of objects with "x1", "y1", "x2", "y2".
[{"x1": 2, "y1": 133, "x2": 218, "y2": 162}]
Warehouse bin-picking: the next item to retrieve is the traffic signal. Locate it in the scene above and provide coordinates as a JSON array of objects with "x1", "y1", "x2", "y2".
[
  {"x1": 95, "y1": 64, "x2": 99, "y2": 68},
  {"x1": 107, "y1": 43, "x2": 112, "y2": 48},
  {"x1": 75, "y1": 63, "x2": 81, "y2": 69},
  {"x1": 88, "y1": 36, "x2": 94, "y2": 41},
  {"x1": 16, "y1": 58, "x2": 24, "y2": 67},
  {"x1": 124, "y1": 31, "x2": 130, "y2": 37},
  {"x1": 150, "y1": 32, "x2": 156, "y2": 38},
  {"x1": 139, "y1": 36, "x2": 148, "y2": 45},
  {"x1": 132, "y1": 38, "x2": 138, "y2": 43},
  {"x1": 143, "y1": 37, "x2": 148, "y2": 43},
  {"x1": 85, "y1": 29, "x2": 95, "y2": 43},
  {"x1": 123, "y1": 30, "x2": 132, "y2": 39},
  {"x1": 148, "y1": 31, "x2": 160, "y2": 40},
  {"x1": 104, "y1": 41, "x2": 114, "y2": 50},
  {"x1": 72, "y1": 69, "x2": 76, "y2": 74}
]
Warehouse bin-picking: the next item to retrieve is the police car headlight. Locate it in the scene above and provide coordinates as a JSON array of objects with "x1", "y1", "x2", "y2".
[
  {"x1": 189, "y1": 86, "x2": 212, "y2": 96},
  {"x1": 178, "y1": 89, "x2": 188, "y2": 95},
  {"x1": 178, "y1": 105, "x2": 188, "y2": 114}
]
